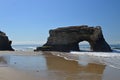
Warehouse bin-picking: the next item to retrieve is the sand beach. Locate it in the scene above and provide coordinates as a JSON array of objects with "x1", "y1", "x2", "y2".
[{"x1": 0, "y1": 51, "x2": 120, "y2": 80}]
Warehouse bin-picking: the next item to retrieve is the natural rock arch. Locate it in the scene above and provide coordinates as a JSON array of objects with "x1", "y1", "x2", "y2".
[{"x1": 36, "y1": 25, "x2": 112, "y2": 52}]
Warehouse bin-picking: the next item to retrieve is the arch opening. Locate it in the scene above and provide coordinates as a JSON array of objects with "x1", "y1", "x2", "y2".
[{"x1": 79, "y1": 41, "x2": 92, "y2": 52}]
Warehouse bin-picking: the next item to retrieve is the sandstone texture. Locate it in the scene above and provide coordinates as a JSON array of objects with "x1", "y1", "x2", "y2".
[
  {"x1": 0, "y1": 31, "x2": 14, "y2": 51},
  {"x1": 36, "y1": 25, "x2": 112, "y2": 52}
]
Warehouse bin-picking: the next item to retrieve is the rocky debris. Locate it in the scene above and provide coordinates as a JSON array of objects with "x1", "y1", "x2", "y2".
[
  {"x1": 35, "y1": 25, "x2": 112, "y2": 52},
  {"x1": 0, "y1": 31, "x2": 14, "y2": 51}
]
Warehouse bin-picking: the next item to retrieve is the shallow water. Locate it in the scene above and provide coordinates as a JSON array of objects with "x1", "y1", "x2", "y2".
[{"x1": 0, "y1": 51, "x2": 120, "y2": 80}]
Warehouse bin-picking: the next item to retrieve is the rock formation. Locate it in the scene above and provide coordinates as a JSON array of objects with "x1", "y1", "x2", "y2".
[
  {"x1": 36, "y1": 25, "x2": 112, "y2": 52},
  {"x1": 0, "y1": 31, "x2": 14, "y2": 51}
]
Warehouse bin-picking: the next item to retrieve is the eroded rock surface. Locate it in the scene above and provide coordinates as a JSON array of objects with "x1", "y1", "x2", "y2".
[
  {"x1": 0, "y1": 31, "x2": 14, "y2": 51},
  {"x1": 36, "y1": 25, "x2": 112, "y2": 52}
]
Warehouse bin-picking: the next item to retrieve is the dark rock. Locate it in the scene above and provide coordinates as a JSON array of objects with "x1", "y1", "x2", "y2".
[
  {"x1": 36, "y1": 25, "x2": 112, "y2": 52},
  {"x1": 0, "y1": 31, "x2": 14, "y2": 51}
]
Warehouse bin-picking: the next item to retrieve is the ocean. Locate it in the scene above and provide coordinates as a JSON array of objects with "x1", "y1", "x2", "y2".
[
  {"x1": 12, "y1": 44, "x2": 41, "y2": 51},
  {"x1": 12, "y1": 44, "x2": 120, "y2": 51}
]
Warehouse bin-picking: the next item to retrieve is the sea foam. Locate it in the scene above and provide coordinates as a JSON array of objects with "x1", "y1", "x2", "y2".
[{"x1": 70, "y1": 50, "x2": 120, "y2": 69}]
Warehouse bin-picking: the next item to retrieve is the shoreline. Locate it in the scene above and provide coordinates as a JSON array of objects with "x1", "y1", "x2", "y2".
[{"x1": 0, "y1": 51, "x2": 120, "y2": 80}]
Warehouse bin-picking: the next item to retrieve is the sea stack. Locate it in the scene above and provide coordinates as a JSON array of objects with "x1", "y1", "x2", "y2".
[
  {"x1": 36, "y1": 25, "x2": 112, "y2": 52},
  {"x1": 0, "y1": 31, "x2": 14, "y2": 51}
]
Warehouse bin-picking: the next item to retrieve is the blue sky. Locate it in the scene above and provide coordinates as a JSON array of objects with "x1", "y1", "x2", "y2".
[{"x1": 0, "y1": 0, "x2": 120, "y2": 45}]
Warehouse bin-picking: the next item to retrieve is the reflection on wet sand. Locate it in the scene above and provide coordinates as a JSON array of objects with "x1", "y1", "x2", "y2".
[
  {"x1": 43, "y1": 51, "x2": 106, "y2": 80},
  {"x1": 0, "y1": 51, "x2": 107, "y2": 80},
  {"x1": 79, "y1": 63, "x2": 105, "y2": 74}
]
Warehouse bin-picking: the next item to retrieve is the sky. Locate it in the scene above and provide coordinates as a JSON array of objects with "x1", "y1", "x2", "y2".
[{"x1": 0, "y1": 0, "x2": 120, "y2": 45}]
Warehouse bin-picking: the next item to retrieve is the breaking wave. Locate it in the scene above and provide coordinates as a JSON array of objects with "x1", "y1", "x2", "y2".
[
  {"x1": 12, "y1": 44, "x2": 40, "y2": 51},
  {"x1": 51, "y1": 50, "x2": 120, "y2": 69}
]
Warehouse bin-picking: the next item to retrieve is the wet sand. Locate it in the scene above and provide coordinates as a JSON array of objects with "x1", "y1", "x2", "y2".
[{"x1": 0, "y1": 51, "x2": 120, "y2": 80}]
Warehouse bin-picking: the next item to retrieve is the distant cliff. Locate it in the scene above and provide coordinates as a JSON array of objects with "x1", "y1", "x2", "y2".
[
  {"x1": 35, "y1": 25, "x2": 112, "y2": 52},
  {"x1": 0, "y1": 31, "x2": 14, "y2": 51}
]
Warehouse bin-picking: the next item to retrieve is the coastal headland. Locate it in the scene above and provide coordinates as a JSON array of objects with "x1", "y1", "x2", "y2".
[{"x1": 0, "y1": 31, "x2": 14, "y2": 51}]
